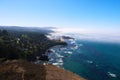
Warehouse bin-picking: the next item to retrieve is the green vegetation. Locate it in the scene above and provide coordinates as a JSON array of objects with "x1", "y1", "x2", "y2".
[{"x1": 0, "y1": 29, "x2": 67, "y2": 62}]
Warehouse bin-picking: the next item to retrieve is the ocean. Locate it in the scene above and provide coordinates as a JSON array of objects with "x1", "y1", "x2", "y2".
[
  {"x1": 48, "y1": 33, "x2": 120, "y2": 80},
  {"x1": 63, "y1": 39, "x2": 120, "y2": 80}
]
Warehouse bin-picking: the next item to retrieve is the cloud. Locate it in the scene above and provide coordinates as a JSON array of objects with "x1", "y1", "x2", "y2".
[{"x1": 54, "y1": 27, "x2": 120, "y2": 43}]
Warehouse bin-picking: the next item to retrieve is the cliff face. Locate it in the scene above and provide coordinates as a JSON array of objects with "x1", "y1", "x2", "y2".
[{"x1": 0, "y1": 60, "x2": 85, "y2": 80}]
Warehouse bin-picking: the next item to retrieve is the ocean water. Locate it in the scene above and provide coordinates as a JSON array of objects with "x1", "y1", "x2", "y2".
[
  {"x1": 48, "y1": 38, "x2": 120, "y2": 80},
  {"x1": 62, "y1": 39, "x2": 120, "y2": 80},
  {"x1": 48, "y1": 32, "x2": 120, "y2": 80}
]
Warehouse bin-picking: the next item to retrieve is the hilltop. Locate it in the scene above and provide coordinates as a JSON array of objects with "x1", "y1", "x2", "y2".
[{"x1": 0, "y1": 60, "x2": 85, "y2": 80}]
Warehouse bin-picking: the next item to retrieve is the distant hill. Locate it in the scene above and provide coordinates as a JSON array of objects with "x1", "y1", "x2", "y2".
[{"x1": 0, "y1": 26, "x2": 55, "y2": 34}]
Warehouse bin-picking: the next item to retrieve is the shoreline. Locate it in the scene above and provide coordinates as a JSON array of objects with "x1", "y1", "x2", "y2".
[
  {"x1": 34, "y1": 43, "x2": 67, "y2": 65},
  {"x1": 0, "y1": 27, "x2": 86, "y2": 80}
]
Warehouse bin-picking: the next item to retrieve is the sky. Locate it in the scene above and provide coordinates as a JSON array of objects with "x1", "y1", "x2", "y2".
[{"x1": 0, "y1": 0, "x2": 120, "y2": 33}]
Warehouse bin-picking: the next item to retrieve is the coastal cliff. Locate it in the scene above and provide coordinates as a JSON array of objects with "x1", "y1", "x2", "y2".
[{"x1": 0, "y1": 27, "x2": 85, "y2": 80}]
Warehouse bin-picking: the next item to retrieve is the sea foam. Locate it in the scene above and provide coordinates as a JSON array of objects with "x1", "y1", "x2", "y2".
[{"x1": 108, "y1": 72, "x2": 117, "y2": 78}]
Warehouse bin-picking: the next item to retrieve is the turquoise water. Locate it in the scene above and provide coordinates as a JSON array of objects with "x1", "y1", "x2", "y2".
[{"x1": 62, "y1": 40, "x2": 120, "y2": 80}]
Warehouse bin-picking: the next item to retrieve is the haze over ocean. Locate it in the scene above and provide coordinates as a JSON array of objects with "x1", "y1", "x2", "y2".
[
  {"x1": 47, "y1": 29, "x2": 120, "y2": 80},
  {"x1": 48, "y1": 28, "x2": 120, "y2": 80}
]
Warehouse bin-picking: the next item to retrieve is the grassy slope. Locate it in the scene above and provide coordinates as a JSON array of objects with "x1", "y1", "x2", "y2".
[{"x1": 0, "y1": 60, "x2": 85, "y2": 80}]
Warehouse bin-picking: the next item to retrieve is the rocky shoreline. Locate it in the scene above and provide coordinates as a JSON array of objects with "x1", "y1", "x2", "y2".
[{"x1": 0, "y1": 27, "x2": 85, "y2": 80}]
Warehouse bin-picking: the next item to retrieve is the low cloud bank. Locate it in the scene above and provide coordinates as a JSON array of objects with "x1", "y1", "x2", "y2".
[{"x1": 53, "y1": 28, "x2": 120, "y2": 43}]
